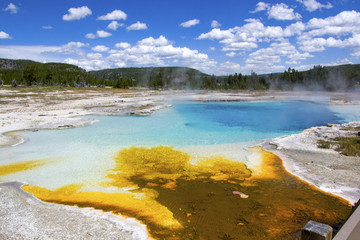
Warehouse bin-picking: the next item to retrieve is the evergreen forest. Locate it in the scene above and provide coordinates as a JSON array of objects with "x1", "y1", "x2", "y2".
[{"x1": 0, "y1": 58, "x2": 359, "y2": 91}]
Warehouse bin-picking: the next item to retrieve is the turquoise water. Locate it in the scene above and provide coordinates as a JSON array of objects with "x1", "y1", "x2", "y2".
[
  {"x1": 0, "y1": 101, "x2": 350, "y2": 160},
  {"x1": 0, "y1": 100, "x2": 357, "y2": 188},
  {"x1": 18, "y1": 101, "x2": 345, "y2": 148}
]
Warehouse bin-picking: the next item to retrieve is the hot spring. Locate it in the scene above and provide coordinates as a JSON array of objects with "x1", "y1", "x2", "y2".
[{"x1": 0, "y1": 100, "x2": 358, "y2": 239}]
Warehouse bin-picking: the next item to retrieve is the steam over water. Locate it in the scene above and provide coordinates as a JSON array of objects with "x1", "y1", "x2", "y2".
[{"x1": 22, "y1": 101, "x2": 344, "y2": 145}]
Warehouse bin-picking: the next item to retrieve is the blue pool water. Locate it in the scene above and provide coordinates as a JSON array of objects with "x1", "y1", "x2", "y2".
[
  {"x1": 12, "y1": 101, "x2": 348, "y2": 147},
  {"x1": 175, "y1": 101, "x2": 342, "y2": 133},
  {"x1": 16, "y1": 101, "x2": 344, "y2": 148},
  {"x1": 0, "y1": 100, "x2": 355, "y2": 188}
]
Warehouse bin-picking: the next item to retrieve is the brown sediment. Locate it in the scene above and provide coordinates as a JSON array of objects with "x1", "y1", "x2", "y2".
[
  {"x1": 23, "y1": 146, "x2": 352, "y2": 240},
  {"x1": 0, "y1": 159, "x2": 49, "y2": 177}
]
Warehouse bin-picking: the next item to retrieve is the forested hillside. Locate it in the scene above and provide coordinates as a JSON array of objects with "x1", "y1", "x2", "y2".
[
  {"x1": 0, "y1": 58, "x2": 359, "y2": 91},
  {"x1": 266, "y1": 65, "x2": 360, "y2": 91},
  {"x1": 0, "y1": 58, "x2": 104, "y2": 87},
  {"x1": 90, "y1": 67, "x2": 207, "y2": 89}
]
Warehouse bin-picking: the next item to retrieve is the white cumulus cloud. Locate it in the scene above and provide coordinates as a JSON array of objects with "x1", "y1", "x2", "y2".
[
  {"x1": 219, "y1": 61, "x2": 242, "y2": 73},
  {"x1": 0, "y1": 45, "x2": 61, "y2": 62},
  {"x1": 251, "y1": 2, "x2": 301, "y2": 21},
  {"x1": 268, "y1": 3, "x2": 302, "y2": 21},
  {"x1": 284, "y1": 22, "x2": 306, "y2": 36},
  {"x1": 297, "y1": 0, "x2": 333, "y2": 12},
  {"x1": 298, "y1": 37, "x2": 341, "y2": 52},
  {"x1": 222, "y1": 42, "x2": 258, "y2": 52},
  {"x1": 251, "y1": 2, "x2": 270, "y2": 13},
  {"x1": 107, "y1": 35, "x2": 215, "y2": 72},
  {"x1": 198, "y1": 19, "x2": 284, "y2": 52},
  {"x1": 197, "y1": 28, "x2": 233, "y2": 40},
  {"x1": 97, "y1": 30, "x2": 112, "y2": 38},
  {"x1": 137, "y1": 35, "x2": 171, "y2": 46},
  {"x1": 0, "y1": 42, "x2": 88, "y2": 63},
  {"x1": 246, "y1": 40, "x2": 312, "y2": 67},
  {"x1": 86, "y1": 31, "x2": 112, "y2": 39},
  {"x1": 298, "y1": 35, "x2": 360, "y2": 53},
  {"x1": 0, "y1": 31, "x2": 11, "y2": 39},
  {"x1": 92, "y1": 45, "x2": 109, "y2": 52},
  {"x1": 246, "y1": 40, "x2": 312, "y2": 66},
  {"x1": 64, "y1": 58, "x2": 110, "y2": 71},
  {"x1": 180, "y1": 19, "x2": 200, "y2": 28},
  {"x1": 225, "y1": 52, "x2": 237, "y2": 57},
  {"x1": 64, "y1": 35, "x2": 217, "y2": 73},
  {"x1": 55, "y1": 42, "x2": 89, "y2": 54},
  {"x1": 107, "y1": 21, "x2": 124, "y2": 31},
  {"x1": 115, "y1": 42, "x2": 131, "y2": 49},
  {"x1": 87, "y1": 53, "x2": 103, "y2": 60},
  {"x1": 97, "y1": 10, "x2": 127, "y2": 20},
  {"x1": 297, "y1": 11, "x2": 360, "y2": 56},
  {"x1": 306, "y1": 10, "x2": 360, "y2": 31},
  {"x1": 211, "y1": 20, "x2": 221, "y2": 28},
  {"x1": 127, "y1": 21, "x2": 148, "y2": 30},
  {"x1": 3, "y1": 3, "x2": 18, "y2": 14},
  {"x1": 63, "y1": 6, "x2": 92, "y2": 21},
  {"x1": 85, "y1": 33, "x2": 96, "y2": 39}
]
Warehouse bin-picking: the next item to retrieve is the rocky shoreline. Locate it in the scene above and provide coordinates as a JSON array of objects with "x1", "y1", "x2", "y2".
[{"x1": 264, "y1": 121, "x2": 360, "y2": 205}]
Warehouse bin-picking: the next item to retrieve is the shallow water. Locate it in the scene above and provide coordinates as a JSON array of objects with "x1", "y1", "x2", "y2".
[
  {"x1": 0, "y1": 100, "x2": 353, "y2": 189},
  {"x1": 0, "y1": 100, "x2": 357, "y2": 239}
]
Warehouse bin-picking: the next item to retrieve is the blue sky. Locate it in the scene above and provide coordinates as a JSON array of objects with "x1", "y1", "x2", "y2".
[{"x1": 0, "y1": 0, "x2": 359, "y2": 75}]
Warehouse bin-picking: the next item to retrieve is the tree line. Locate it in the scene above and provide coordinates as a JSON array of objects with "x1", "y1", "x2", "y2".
[
  {"x1": 268, "y1": 65, "x2": 359, "y2": 91},
  {"x1": 201, "y1": 72, "x2": 269, "y2": 90},
  {"x1": 201, "y1": 65, "x2": 359, "y2": 91},
  {"x1": 0, "y1": 63, "x2": 111, "y2": 88},
  {"x1": 1, "y1": 58, "x2": 359, "y2": 91}
]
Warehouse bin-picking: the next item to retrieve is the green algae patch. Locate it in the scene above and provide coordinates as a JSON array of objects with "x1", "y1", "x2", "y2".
[
  {"x1": 317, "y1": 127, "x2": 360, "y2": 156},
  {"x1": 0, "y1": 159, "x2": 49, "y2": 177},
  {"x1": 23, "y1": 146, "x2": 352, "y2": 240},
  {"x1": 318, "y1": 136, "x2": 360, "y2": 156}
]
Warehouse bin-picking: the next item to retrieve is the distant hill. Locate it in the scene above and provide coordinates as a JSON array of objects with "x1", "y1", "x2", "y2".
[
  {"x1": 0, "y1": 59, "x2": 209, "y2": 89},
  {"x1": 0, "y1": 57, "x2": 359, "y2": 91},
  {"x1": 263, "y1": 64, "x2": 360, "y2": 91},
  {"x1": 0, "y1": 58, "x2": 38, "y2": 70},
  {"x1": 0, "y1": 58, "x2": 84, "y2": 72},
  {"x1": 89, "y1": 67, "x2": 209, "y2": 89},
  {"x1": 0, "y1": 58, "x2": 99, "y2": 87}
]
